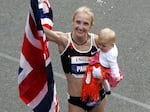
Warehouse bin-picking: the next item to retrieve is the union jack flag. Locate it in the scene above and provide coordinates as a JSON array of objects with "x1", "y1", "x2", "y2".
[{"x1": 18, "y1": 0, "x2": 59, "y2": 111}]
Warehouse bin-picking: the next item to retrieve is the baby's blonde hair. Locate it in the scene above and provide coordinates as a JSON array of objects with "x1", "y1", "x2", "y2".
[
  {"x1": 98, "y1": 28, "x2": 116, "y2": 43},
  {"x1": 72, "y1": 6, "x2": 94, "y2": 26}
]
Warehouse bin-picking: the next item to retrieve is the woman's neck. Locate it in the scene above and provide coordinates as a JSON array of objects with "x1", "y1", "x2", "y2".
[{"x1": 71, "y1": 32, "x2": 89, "y2": 45}]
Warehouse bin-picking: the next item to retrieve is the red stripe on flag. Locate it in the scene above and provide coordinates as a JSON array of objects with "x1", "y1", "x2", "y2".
[
  {"x1": 43, "y1": 24, "x2": 52, "y2": 30},
  {"x1": 29, "y1": 13, "x2": 50, "y2": 59},
  {"x1": 19, "y1": 34, "x2": 47, "y2": 104}
]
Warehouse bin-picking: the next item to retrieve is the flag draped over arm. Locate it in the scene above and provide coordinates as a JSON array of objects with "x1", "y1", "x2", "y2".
[{"x1": 18, "y1": 0, "x2": 59, "y2": 111}]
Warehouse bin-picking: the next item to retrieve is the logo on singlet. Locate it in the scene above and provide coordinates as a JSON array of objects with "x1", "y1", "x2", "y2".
[{"x1": 91, "y1": 51, "x2": 97, "y2": 55}]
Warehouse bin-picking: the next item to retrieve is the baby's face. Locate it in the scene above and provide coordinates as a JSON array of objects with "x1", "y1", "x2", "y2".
[{"x1": 97, "y1": 38, "x2": 114, "y2": 52}]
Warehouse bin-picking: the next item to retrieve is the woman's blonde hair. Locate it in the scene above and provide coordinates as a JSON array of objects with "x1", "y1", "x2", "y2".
[{"x1": 72, "y1": 6, "x2": 94, "y2": 26}]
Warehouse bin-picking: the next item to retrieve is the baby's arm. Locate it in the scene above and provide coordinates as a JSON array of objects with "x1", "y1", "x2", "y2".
[
  {"x1": 110, "y1": 63, "x2": 120, "y2": 81},
  {"x1": 92, "y1": 66, "x2": 111, "y2": 94},
  {"x1": 106, "y1": 46, "x2": 120, "y2": 81},
  {"x1": 107, "y1": 54, "x2": 120, "y2": 81}
]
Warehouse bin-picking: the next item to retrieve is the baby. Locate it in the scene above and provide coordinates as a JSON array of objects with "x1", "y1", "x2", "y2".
[
  {"x1": 81, "y1": 28, "x2": 123, "y2": 106},
  {"x1": 93, "y1": 28, "x2": 122, "y2": 94}
]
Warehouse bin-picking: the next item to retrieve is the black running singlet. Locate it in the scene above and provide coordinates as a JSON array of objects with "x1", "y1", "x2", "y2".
[{"x1": 60, "y1": 33, "x2": 98, "y2": 78}]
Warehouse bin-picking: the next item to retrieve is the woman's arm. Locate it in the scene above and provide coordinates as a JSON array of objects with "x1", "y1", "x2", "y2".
[{"x1": 43, "y1": 26, "x2": 68, "y2": 53}]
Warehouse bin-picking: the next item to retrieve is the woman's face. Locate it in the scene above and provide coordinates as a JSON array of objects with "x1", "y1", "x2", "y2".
[{"x1": 72, "y1": 12, "x2": 92, "y2": 38}]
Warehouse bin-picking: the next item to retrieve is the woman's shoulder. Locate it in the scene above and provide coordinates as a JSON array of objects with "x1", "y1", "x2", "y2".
[
  {"x1": 89, "y1": 33, "x2": 98, "y2": 37},
  {"x1": 89, "y1": 33, "x2": 98, "y2": 46},
  {"x1": 88, "y1": 33, "x2": 98, "y2": 42},
  {"x1": 54, "y1": 31, "x2": 69, "y2": 50},
  {"x1": 94, "y1": 34, "x2": 98, "y2": 39}
]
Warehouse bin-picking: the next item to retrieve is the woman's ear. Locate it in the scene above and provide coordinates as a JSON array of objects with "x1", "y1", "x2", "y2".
[
  {"x1": 91, "y1": 22, "x2": 94, "y2": 28},
  {"x1": 90, "y1": 23, "x2": 94, "y2": 30}
]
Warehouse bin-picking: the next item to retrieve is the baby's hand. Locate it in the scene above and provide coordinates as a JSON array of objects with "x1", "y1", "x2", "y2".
[
  {"x1": 114, "y1": 75, "x2": 120, "y2": 81},
  {"x1": 92, "y1": 66, "x2": 102, "y2": 79}
]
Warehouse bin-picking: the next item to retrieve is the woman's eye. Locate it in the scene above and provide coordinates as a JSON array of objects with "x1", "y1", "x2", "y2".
[
  {"x1": 76, "y1": 20, "x2": 81, "y2": 24},
  {"x1": 84, "y1": 22, "x2": 89, "y2": 26}
]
